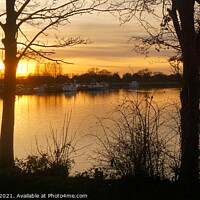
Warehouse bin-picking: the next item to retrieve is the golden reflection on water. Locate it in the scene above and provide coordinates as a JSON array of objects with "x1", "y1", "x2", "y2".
[{"x1": 0, "y1": 88, "x2": 180, "y2": 172}]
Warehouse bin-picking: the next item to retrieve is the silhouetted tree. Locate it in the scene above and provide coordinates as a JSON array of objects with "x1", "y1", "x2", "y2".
[
  {"x1": 34, "y1": 63, "x2": 63, "y2": 77},
  {"x1": 0, "y1": 0, "x2": 107, "y2": 169},
  {"x1": 152, "y1": 72, "x2": 166, "y2": 82},
  {"x1": 88, "y1": 67, "x2": 99, "y2": 75},
  {"x1": 137, "y1": 68, "x2": 152, "y2": 82},
  {"x1": 98, "y1": 69, "x2": 111, "y2": 76},
  {"x1": 112, "y1": 73, "x2": 121, "y2": 82},
  {"x1": 122, "y1": 73, "x2": 132, "y2": 82},
  {"x1": 115, "y1": 0, "x2": 199, "y2": 182}
]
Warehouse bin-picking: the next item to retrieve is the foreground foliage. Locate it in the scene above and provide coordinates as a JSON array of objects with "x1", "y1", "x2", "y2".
[
  {"x1": 0, "y1": 171, "x2": 199, "y2": 200},
  {"x1": 15, "y1": 113, "x2": 75, "y2": 177},
  {"x1": 90, "y1": 93, "x2": 181, "y2": 180}
]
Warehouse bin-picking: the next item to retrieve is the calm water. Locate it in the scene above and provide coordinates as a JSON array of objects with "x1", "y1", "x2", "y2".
[{"x1": 0, "y1": 88, "x2": 180, "y2": 172}]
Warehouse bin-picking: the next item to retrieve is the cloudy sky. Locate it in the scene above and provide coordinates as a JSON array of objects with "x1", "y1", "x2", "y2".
[{"x1": 0, "y1": 0, "x2": 175, "y2": 76}]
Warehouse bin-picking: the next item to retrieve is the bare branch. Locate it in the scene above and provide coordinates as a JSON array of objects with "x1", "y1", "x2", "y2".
[
  {"x1": 0, "y1": 12, "x2": 6, "y2": 18},
  {"x1": 16, "y1": 0, "x2": 31, "y2": 17},
  {"x1": 0, "y1": 21, "x2": 4, "y2": 29},
  {"x1": 17, "y1": 0, "x2": 80, "y2": 27},
  {"x1": 18, "y1": 27, "x2": 29, "y2": 42},
  {"x1": 168, "y1": 2, "x2": 183, "y2": 49},
  {"x1": 18, "y1": 37, "x2": 89, "y2": 48},
  {"x1": 29, "y1": 48, "x2": 73, "y2": 64},
  {"x1": 17, "y1": 1, "x2": 107, "y2": 59},
  {"x1": 18, "y1": 16, "x2": 66, "y2": 59},
  {"x1": 21, "y1": 44, "x2": 73, "y2": 64}
]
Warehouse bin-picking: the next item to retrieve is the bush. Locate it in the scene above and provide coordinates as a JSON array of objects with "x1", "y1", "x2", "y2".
[
  {"x1": 15, "y1": 154, "x2": 72, "y2": 176},
  {"x1": 15, "y1": 113, "x2": 75, "y2": 177},
  {"x1": 91, "y1": 92, "x2": 180, "y2": 179}
]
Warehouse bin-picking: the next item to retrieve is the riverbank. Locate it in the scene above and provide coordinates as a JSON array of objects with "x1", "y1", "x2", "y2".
[
  {"x1": 109, "y1": 81, "x2": 180, "y2": 89},
  {"x1": 0, "y1": 174, "x2": 199, "y2": 200},
  {"x1": 0, "y1": 81, "x2": 181, "y2": 96}
]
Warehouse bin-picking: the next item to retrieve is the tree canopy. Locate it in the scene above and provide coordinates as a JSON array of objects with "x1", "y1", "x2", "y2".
[{"x1": 0, "y1": 0, "x2": 108, "y2": 64}]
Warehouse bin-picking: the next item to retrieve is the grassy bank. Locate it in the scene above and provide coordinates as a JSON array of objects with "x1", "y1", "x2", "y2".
[{"x1": 0, "y1": 173, "x2": 199, "y2": 200}]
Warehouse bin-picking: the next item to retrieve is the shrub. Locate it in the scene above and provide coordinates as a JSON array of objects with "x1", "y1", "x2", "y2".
[
  {"x1": 15, "y1": 113, "x2": 75, "y2": 176},
  {"x1": 91, "y1": 92, "x2": 180, "y2": 179}
]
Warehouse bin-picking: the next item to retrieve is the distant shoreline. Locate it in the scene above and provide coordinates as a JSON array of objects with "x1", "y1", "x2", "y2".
[{"x1": 109, "y1": 82, "x2": 180, "y2": 89}]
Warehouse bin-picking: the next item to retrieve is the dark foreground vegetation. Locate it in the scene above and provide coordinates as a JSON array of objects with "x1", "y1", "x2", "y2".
[{"x1": 0, "y1": 170, "x2": 199, "y2": 200}]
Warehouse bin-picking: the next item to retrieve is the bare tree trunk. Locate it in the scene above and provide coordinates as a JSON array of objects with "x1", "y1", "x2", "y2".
[
  {"x1": 178, "y1": 0, "x2": 199, "y2": 182},
  {"x1": 0, "y1": 0, "x2": 18, "y2": 169},
  {"x1": 180, "y1": 57, "x2": 199, "y2": 183},
  {"x1": 0, "y1": 62, "x2": 17, "y2": 168}
]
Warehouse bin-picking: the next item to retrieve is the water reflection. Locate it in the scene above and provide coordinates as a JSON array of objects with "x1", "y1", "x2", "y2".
[
  {"x1": 0, "y1": 88, "x2": 180, "y2": 172},
  {"x1": 64, "y1": 91, "x2": 77, "y2": 98},
  {"x1": 83, "y1": 90, "x2": 110, "y2": 97}
]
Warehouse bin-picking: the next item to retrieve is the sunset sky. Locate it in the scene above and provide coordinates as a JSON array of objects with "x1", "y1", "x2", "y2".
[
  {"x1": 52, "y1": 13, "x2": 174, "y2": 76},
  {"x1": 0, "y1": 1, "x2": 175, "y2": 76}
]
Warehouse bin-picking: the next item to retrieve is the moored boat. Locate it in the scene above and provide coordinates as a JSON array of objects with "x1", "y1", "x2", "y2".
[
  {"x1": 129, "y1": 81, "x2": 139, "y2": 89},
  {"x1": 33, "y1": 87, "x2": 46, "y2": 93},
  {"x1": 87, "y1": 81, "x2": 109, "y2": 90},
  {"x1": 62, "y1": 83, "x2": 77, "y2": 92}
]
